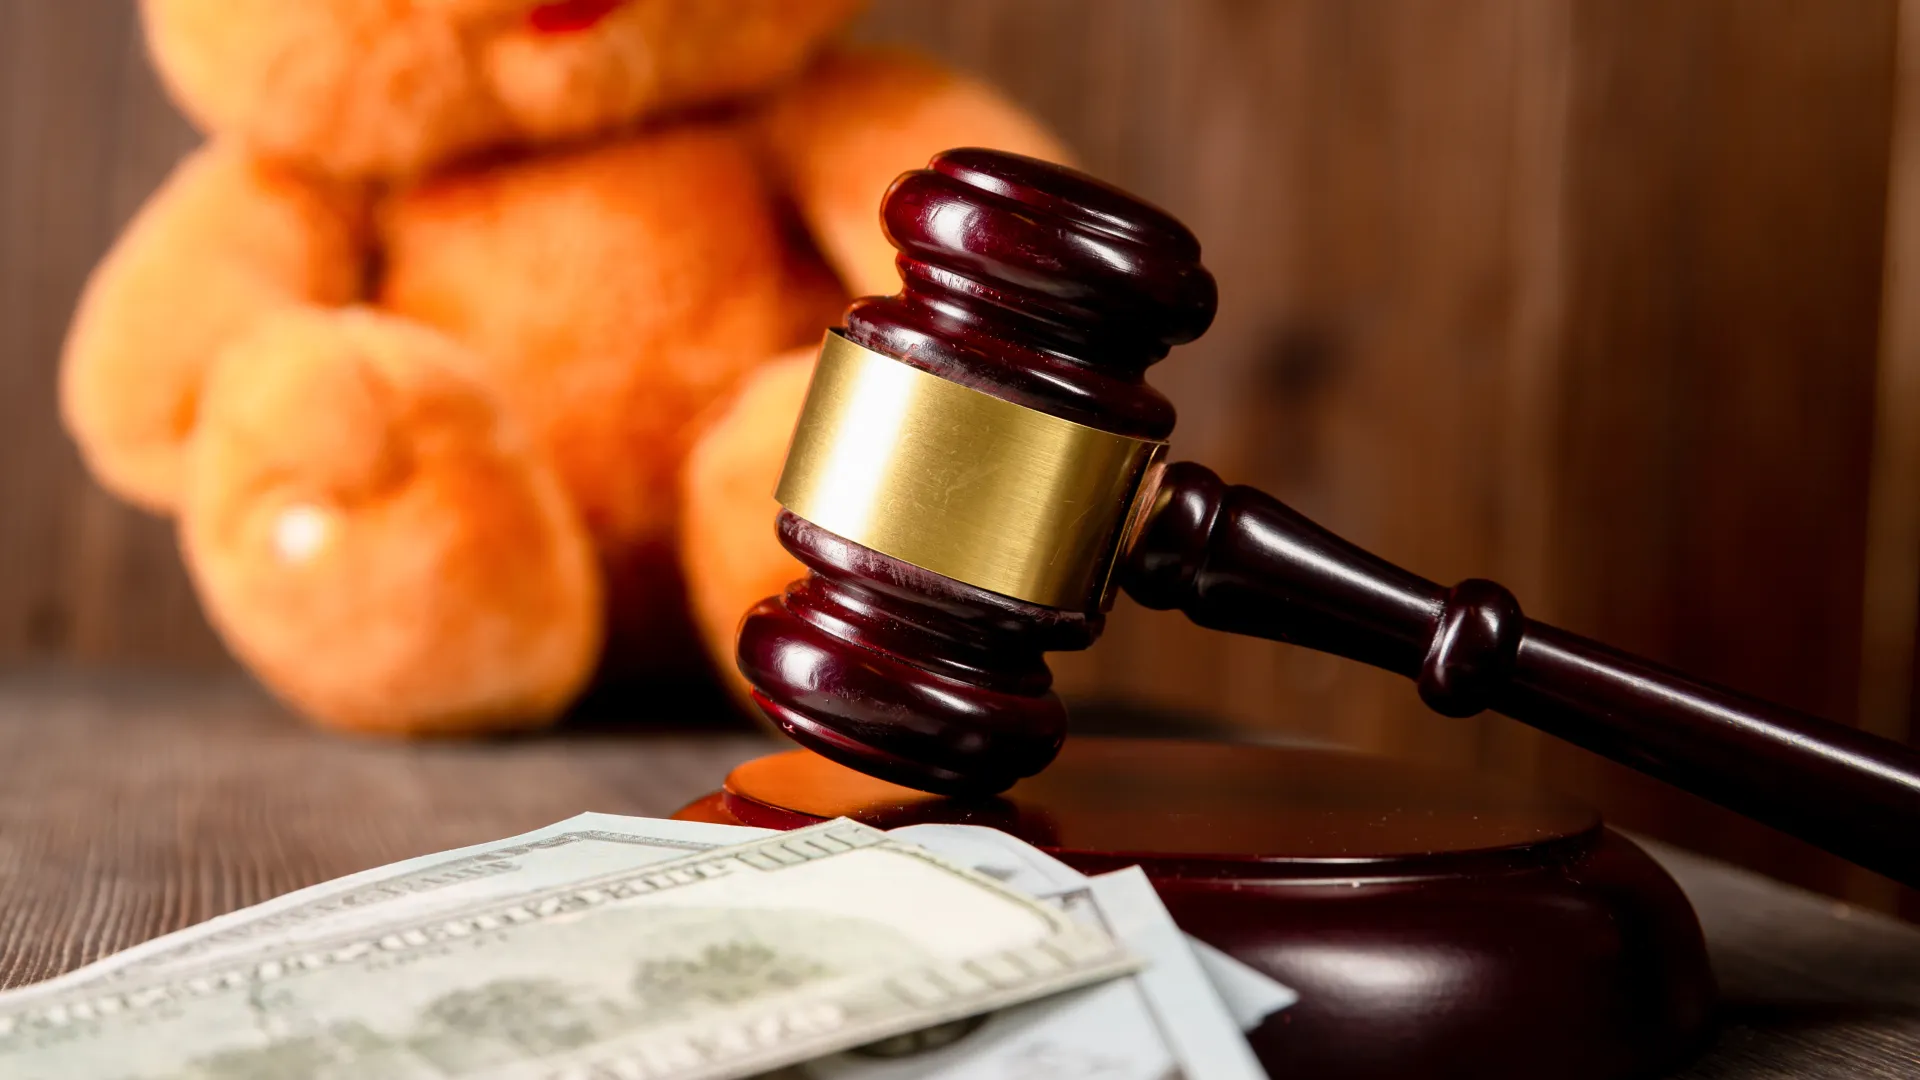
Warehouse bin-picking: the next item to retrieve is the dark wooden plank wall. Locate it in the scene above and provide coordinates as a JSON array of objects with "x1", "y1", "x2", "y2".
[
  {"x1": 0, "y1": 1, "x2": 1913, "y2": 913},
  {"x1": 1541, "y1": 0, "x2": 1900, "y2": 909},
  {"x1": 0, "y1": 0, "x2": 210, "y2": 668},
  {"x1": 863, "y1": 0, "x2": 1912, "y2": 914}
]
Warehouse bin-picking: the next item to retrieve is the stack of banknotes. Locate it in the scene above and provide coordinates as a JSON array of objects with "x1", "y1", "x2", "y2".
[{"x1": 0, "y1": 813, "x2": 1296, "y2": 1079}]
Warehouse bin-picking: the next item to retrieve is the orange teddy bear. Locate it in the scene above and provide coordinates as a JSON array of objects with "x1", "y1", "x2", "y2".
[{"x1": 62, "y1": 0, "x2": 1065, "y2": 735}]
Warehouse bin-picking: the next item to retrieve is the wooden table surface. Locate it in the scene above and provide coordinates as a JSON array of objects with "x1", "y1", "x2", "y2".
[{"x1": 2, "y1": 668, "x2": 1916, "y2": 1078}]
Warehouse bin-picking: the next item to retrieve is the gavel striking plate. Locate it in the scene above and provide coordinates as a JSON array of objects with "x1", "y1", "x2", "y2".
[{"x1": 678, "y1": 149, "x2": 1920, "y2": 1080}]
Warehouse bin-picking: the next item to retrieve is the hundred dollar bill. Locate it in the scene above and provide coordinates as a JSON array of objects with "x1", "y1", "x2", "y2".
[
  {"x1": 19, "y1": 813, "x2": 1292, "y2": 1034},
  {"x1": 783, "y1": 865, "x2": 1271, "y2": 1080},
  {"x1": 19, "y1": 814, "x2": 776, "y2": 996},
  {"x1": 6, "y1": 814, "x2": 1291, "y2": 1077},
  {"x1": 814, "y1": 824, "x2": 1287, "y2": 1079},
  {"x1": 0, "y1": 820, "x2": 1136, "y2": 1080},
  {"x1": 889, "y1": 825, "x2": 1297, "y2": 1033}
]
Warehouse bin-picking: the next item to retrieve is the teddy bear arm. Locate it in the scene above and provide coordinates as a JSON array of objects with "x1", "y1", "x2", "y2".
[
  {"x1": 60, "y1": 142, "x2": 370, "y2": 513},
  {"x1": 759, "y1": 46, "x2": 1073, "y2": 300},
  {"x1": 668, "y1": 50, "x2": 1075, "y2": 704}
]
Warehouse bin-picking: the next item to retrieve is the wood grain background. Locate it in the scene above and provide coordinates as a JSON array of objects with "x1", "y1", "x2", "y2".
[{"x1": 2, "y1": 0, "x2": 1916, "y2": 915}]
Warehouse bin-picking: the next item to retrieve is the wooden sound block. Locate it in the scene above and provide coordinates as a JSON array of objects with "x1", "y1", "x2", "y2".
[{"x1": 676, "y1": 737, "x2": 1716, "y2": 1079}]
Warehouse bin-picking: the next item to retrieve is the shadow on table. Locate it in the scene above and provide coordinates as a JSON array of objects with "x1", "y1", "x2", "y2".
[{"x1": 555, "y1": 683, "x2": 1332, "y2": 745}]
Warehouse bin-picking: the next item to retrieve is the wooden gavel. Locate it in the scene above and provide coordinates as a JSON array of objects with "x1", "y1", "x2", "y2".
[{"x1": 737, "y1": 148, "x2": 1920, "y2": 888}]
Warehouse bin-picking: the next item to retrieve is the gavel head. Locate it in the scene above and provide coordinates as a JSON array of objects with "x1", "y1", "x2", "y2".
[{"x1": 736, "y1": 149, "x2": 1216, "y2": 796}]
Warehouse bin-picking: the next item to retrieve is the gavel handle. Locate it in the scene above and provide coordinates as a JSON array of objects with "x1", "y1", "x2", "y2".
[{"x1": 1126, "y1": 461, "x2": 1920, "y2": 887}]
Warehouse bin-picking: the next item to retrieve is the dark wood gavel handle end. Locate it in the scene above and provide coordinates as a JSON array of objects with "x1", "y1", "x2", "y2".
[{"x1": 1126, "y1": 461, "x2": 1920, "y2": 887}]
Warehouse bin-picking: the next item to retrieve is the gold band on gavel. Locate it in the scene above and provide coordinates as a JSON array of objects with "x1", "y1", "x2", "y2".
[{"x1": 775, "y1": 331, "x2": 1167, "y2": 609}]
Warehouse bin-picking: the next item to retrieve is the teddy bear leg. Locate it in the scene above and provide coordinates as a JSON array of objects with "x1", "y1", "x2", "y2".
[{"x1": 179, "y1": 306, "x2": 603, "y2": 736}]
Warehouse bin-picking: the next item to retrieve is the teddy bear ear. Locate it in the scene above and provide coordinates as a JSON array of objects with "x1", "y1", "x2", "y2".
[{"x1": 756, "y1": 45, "x2": 1075, "y2": 301}]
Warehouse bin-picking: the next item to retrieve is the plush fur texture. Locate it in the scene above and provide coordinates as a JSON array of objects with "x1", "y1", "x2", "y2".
[
  {"x1": 679, "y1": 347, "x2": 815, "y2": 708},
  {"x1": 142, "y1": 0, "x2": 863, "y2": 179},
  {"x1": 62, "y1": 144, "x2": 368, "y2": 511},
  {"x1": 63, "y1": 0, "x2": 1068, "y2": 734},
  {"x1": 379, "y1": 124, "x2": 843, "y2": 666},
  {"x1": 759, "y1": 46, "x2": 1069, "y2": 297},
  {"x1": 181, "y1": 308, "x2": 601, "y2": 734}
]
